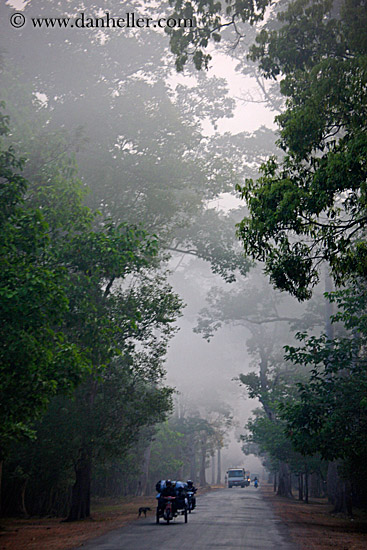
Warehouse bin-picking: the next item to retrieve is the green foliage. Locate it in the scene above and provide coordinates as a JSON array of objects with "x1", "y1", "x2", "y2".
[
  {"x1": 194, "y1": 266, "x2": 320, "y2": 339},
  {"x1": 244, "y1": 409, "x2": 323, "y2": 476},
  {"x1": 233, "y1": 2, "x2": 367, "y2": 498},
  {"x1": 0, "y1": 103, "x2": 176, "y2": 465},
  {"x1": 4, "y1": 363, "x2": 174, "y2": 516},
  {"x1": 164, "y1": 0, "x2": 367, "y2": 504},
  {"x1": 174, "y1": 208, "x2": 252, "y2": 282},
  {"x1": 0, "y1": 111, "x2": 88, "y2": 454},
  {"x1": 0, "y1": 0, "x2": 257, "y2": 513},
  {"x1": 248, "y1": 0, "x2": 343, "y2": 78},
  {"x1": 259, "y1": 278, "x2": 364, "y2": 511},
  {"x1": 2, "y1": 232, "x2": 182, "y2": 514},
  {"x1": 236, "y1": 0, "x2": 367, "y2": 298},
  {"x1": 0, "y1": 1, "x2": 249, "y2": 283},
  {"x1": 149, "y1": 422, "x2": 186, "y2": 481},
  {"x1": 166, "y1": 0, "x2": 273, "y2": 71},
  {"x1": 279, "y1": 284, "x2": 367, "y2": 488},
  {"x1": 148, "y1": 401, "x2": 232, "y2": 485}
]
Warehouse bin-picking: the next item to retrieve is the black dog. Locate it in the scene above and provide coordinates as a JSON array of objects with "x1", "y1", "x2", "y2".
[{"x1": 138, "y1": 507, "x2": 151, "y2": 518}]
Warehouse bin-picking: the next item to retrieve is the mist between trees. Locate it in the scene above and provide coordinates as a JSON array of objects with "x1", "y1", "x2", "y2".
[{"x1": 0, "y1": 0, "x2": 366, "y2": 522}]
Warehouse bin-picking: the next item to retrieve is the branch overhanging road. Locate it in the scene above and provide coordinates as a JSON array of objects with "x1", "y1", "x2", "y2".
[{"x1": 81, "y1": 487, "x2": 297, "y2": 550}]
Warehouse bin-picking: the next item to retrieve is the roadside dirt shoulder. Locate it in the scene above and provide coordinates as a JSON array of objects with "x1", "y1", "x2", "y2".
[
  {"x1": 261, "y1": 483, "x2": 367, "y2": 550},
  {"x1": 0, "y1": 486, "x2": 215, "y2": 550},
  {"x1": 0, "y1": 496, "x2": 157, "y2": 550}
]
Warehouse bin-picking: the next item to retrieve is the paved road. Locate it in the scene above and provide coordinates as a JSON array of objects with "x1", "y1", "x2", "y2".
[{"x1": 81, "y1": 487, "x2": 297, "y2": 550}]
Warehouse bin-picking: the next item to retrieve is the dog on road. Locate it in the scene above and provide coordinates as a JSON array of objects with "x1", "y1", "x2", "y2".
[{"x1": 138, "y1": 506, "x2": 151, "y2": 518}]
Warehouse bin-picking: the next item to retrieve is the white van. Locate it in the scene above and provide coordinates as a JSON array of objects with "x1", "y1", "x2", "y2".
[{"x1": 227, "y1": 468, "x2": 246, "y2": 488}]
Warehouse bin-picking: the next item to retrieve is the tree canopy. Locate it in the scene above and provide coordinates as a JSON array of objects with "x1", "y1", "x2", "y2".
[
  {"x1": 164, "y1": 0, "x2": 367, "y2": 298},
  {"x1": 0, "y1": 0, "x2": 250, "y2": 283},
  {"x1": 236, "y1": 0, "x2": 367, "y2": 298},
  {"x1": 0, "y1": 110, "x2": 87, "y2": 454}
]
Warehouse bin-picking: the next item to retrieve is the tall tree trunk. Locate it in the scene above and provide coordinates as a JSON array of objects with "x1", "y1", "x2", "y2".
[
  {"x1": 66, "y1": 377, "x2": 98, "y2": 520},
  {"x1": 211, "y1": 454, "x2": 215, "y2": 485},
  {"x1": 345, "y1": 479, "x2": 353, "y2": 517},
  {"x1": 324, "y1": 270, "x2": 334, "y2": 340},
  {"x1": 0, "y1": 459, "x2": 2, "y2": 517},
  {"x1": 304, "y1": 469, "x2": 309, "y2": 504},
  {"x1": 136, "y1": 441, "x2": 152, "y2": 496},
  {"x1": 324, "y1": 276, "x2": 352, "y2": 513},
  {"x1": 178, "y1": 463, "x2": 184, "y2": 481},
  {"x1": 327, "y1": 461, "x2": 351, "y2": 515},
  {"x1": 273, "y1": 471, "x2": 277, "y2": 493},
  {"x1": 67, "y1": 448, "x2": 92, "y2": 521},
  {"x1": 277, "y1": 462, "x2": 293, "y2": 498},
  {"x1": 258, "y1": 341, "x2": 275, "y2": 421},
  {"x1": 189, "y1": 433, "x2": 196, "y2": 482},
  {"x1": 20, "y1": 479, "x2": 29, "y2": 517},
  {"x1": 199, "y1": 437, "x2": 207, "y2": 486},
  {"x1": 327, "y1": 461, "x2": 338, "y2": 504},
  {"x1": 310, "y1": 472, "x2": 322, "y2": 498},
  {"x1": 298, "y1": 473, "x2": 303, "y2": 501},
  {"x1": 216, "y1": 447, "x2": 221, "y2": 485}
]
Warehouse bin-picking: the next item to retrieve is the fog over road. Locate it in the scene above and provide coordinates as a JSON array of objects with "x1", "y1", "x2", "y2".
[{"x1": 81, "y1": 487, "x2": 297, "y2": 550}]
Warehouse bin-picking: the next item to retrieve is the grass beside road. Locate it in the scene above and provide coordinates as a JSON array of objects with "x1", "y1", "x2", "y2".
[{"x1": 261, "y1": 483, "x2": 367, "y2": 550}]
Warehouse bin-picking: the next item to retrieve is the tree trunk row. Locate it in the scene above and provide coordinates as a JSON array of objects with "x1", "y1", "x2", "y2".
[
  {"x1": 67, "y1": 449, "x2": 91, "y2": 521},
  {"x1": 276, "y1": 462, "x2": 293, "y2": 498}
]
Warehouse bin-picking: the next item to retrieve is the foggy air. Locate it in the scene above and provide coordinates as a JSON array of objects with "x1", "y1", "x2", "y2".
[{"x1": 1, "y1": 1, "x2": 366, "y2": 548}]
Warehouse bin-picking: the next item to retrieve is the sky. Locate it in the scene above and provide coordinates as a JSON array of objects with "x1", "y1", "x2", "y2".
[{"x1": 207, "y1": 53, "x2": 276, "y2": 134}]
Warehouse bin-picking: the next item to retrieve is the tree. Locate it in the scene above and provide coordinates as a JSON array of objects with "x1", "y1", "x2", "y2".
[
  {"x1": 234, "y1": 0, "x2": 367, "y2": 513},
  {"x1": 148, "y1": 422, "x2": 186, "y2": 485},
  {"x1": 0, "y1": 109, "x2": 88, "y2": 460},
  {"x1": 0, "y1": 0, "x2": 263, "y2": 517},
  {"x1": 147, "y1": 394, "x2": 233, "y2": 488},
  {"x1": 165, "y1": 0, "x2": 275, "y2": 71},
  {"x1": 0, "y1": 0, "x2": 250, "y2": 283},
  {"x1": 194, "y1": 266, "x2": 326, "y2": 495},
  {"x1": 279, "y1": 282, "x2": 367, "y2": 511},
  {"x1": 3, "y1": 363, "x2": 174, "y2": 517},
  {"x1": 243, "y1": 409, "x2": 325, "y2": 501},
  {"x1": 235, "y1": 0, "x2": 367, "y2": 299},
  {"x1": 61, "y1": 265, "x2": 182, "y2": 520},
  {"x1": 165, "y1": 0, "x2": 367, "y2": 510},
  {"x1": 2, "y1": 264, "x2": 182, "y2": 518},
  {"x1": 66, "y1": 364, "x2": 174, "y2": 521},
  {"x1": 0, "y1": 100, "x2": 183, "y2": 517},
  {"x1": 163, "y1": 0, "x2": 367, "y2": 298}
]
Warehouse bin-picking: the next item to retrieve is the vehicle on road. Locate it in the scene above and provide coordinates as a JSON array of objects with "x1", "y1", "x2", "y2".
[
  {"x1": 156, "y1": 496, "x2": 188, "y2": 524},
  {"x1": 227, "y1": 468, "x2": 247, "y2": 488},
  {"x1": 187, "y1": 490, "x2": 196, "y2": 512}
]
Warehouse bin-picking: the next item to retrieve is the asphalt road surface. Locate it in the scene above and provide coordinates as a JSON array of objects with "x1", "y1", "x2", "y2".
[{"x1": 81, "y1": 487, "x2": 297, "y2": 550}]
